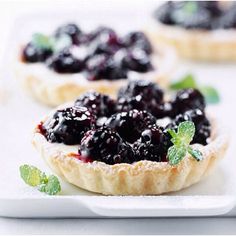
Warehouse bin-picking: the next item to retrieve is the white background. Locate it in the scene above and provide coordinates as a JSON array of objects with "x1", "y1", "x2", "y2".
[{"x1": 0, "y1": 0, "x2": 236, "y2": 234}]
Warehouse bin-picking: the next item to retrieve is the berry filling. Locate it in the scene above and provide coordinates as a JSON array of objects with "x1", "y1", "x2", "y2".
[
  {"x1": 40, "y1": 80, "x2": 211, "y2": 165},
  {"x1": 154, "y1": 1, "x2": 236, "y2": 30},
  {"x1": 22, "y1": 23, "x2": 154, "y2": 80}
]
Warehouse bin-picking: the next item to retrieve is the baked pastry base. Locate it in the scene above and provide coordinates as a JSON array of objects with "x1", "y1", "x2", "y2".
[
  {"x1": 15, "y1": 44, "x2": 177, "y2": 107},
  {"x1": 148, "y1": 20, "x2": 236, "y2": 61},
  {"x1": 32, "y1": 118, "x2": 229, "y2": 195}
]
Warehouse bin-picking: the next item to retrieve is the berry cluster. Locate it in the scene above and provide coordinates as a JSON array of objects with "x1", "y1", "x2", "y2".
[
  {"x1": 41, "y1": 80, "x2": 211, "y2": 165},
  {"x1": 154, "y1": 1, "x2": 236, "y2": 30},
  {"x1": 22, "y1": 24, "x2": 153, "y2": 80}
]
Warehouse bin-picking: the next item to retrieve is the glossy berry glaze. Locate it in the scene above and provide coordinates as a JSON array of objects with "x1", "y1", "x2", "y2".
[
  {"x1": 22, "y1": 24, "x2": 154, "y2": 81},
  {"x1": 154, "y1": 1, "x2": 236, "y2": 30},
  {"x1": 40, "y1": 80, "x2": 211, "y2": 165}
]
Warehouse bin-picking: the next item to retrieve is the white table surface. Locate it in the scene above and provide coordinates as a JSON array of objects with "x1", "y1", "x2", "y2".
[{"x1": 0, "y1": 0, "x2": 236, "y2": 234}]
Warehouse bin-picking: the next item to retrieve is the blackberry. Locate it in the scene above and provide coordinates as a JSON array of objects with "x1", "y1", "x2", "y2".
[
  {"x1": 171, "y1": 3, "x2": 212, "y2": 29},
  {"x1": 22, "y1": 43, "x2": 53, "y2": 63},
  {"x1": 121, "y1": 49, "x2": 153, "y2": 73},
  {"x1": 154, "y1": 1, "x2": 175, "y2": 25},
  {"x1": 47, "y1": 48, "x2": 84, "y2": 73},
  {"x1": 116, "y1": 95, "x2": 147, "y2": 113},
  {"x1": 150, "y1": 102, "x2": 175, "y2": 119},
  {"x1": 118, "y1": 80, "x2": 163, "y2": 104},
  {"x1": 74, "y1": 91, "x2": 115, "y2": 117},
  {"x1": 133, "y1": 125, "x2": 167, "y2": 162},
  {"x1": 41, "y1": 106, "x2": 95, "y2": 145},
  {"x1": 79, "y1": 127, "x2": 135, "y2": 165},
  {"x1": 55, "y1": 23, "x2": 81, "y2": 44},
  {"x1": 105, "y1": 109, "x2": 156, "y2": 143},
  {"x1": 215, "y1": 6, "x2": 236, "y2": 29},
  {"x1": 89, "y1": 26, "x2": 117, "y2": 42},
  {"x1": 166, "y1": 109, "x2": 211, "y2": 145},
  {"x1": 86, "y1": 54, "x2": 127, "y2": 80},
  {"x1": 123, "y1": 31, "x2": 153, "y2": 54},
  {"x1": 172, "y1": 88, "x2": 205, "y2": 115}
]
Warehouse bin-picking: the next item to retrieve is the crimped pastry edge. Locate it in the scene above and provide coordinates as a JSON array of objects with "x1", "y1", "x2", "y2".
[
  {"x1": 32, "y1": 117, "x2": 229, "y2": 195},
  {"x1": 148, "y1": 20, "x2": 236, "y2": 61},
  {"x1": 15, "y1": 44, "x2": 177, "y2": 107}
]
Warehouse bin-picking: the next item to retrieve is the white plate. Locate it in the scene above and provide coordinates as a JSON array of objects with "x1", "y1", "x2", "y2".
[{"x1": 0, "y1": 4, "x2": 236, "y2": 218}]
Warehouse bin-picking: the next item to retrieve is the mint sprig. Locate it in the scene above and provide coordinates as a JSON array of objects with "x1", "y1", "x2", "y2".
[
  {"x1": 20, "y1": 164, "x2": 61, "y2": 195},
  {"x1": 31, "y1": 33, "x2": 71, "y2": 52},
  {"x1": 167, "y1": 121, "x2": 203, "y2": 165},
  {"x1": 170, "y1": 74, "x2": 220, "y2": 104}
]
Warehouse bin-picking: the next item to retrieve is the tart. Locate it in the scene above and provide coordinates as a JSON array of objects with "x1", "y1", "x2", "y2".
[
  {"x1": 149, "y1": 1, "x2": 236, "y2": 61},
  {"x1": 16, "y1": 24, "x2": 177, "y2": 106},
  {"x1": 32, "y1": 80, "x2": 228, "y2": 195}
]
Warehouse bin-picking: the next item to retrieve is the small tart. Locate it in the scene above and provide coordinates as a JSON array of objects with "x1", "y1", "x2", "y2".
[
  {"x1": 149, "y1": 1, "x2": 236, "y2": 61},
  {"x1": 32, "y1": 116, "x2": 229, "y2": 195},
  {"x1": 148, "y1": 21, "x2": 236, "y2": 61},
  {"x1": 16, "y1": 45, "x2": 176, "y2": 107}
]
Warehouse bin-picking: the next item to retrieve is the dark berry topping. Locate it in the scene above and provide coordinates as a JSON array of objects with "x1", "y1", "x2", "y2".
[
  {"x1": 154, "y1": 1, "x2": 228, "y2": 30},
  {"x1": 22, "y1": 43, "x2": 52, "y2": 63},
  {"x1": 166, "y1": 109, "x2": 211, "y2": 145},
  {"x1": 118, "y1": 80, "x2": 163, "y2": 103},
  {"x1": 55, "y1": 23, "x2": 81, "y2": 44},
  {"x1": 74, "y1": 91, "x2": 115, "y2": 117},
  {"x1": 41, "y1": 106, "x2": 94, "y2": 145},
  {"x1": 79, "y1": 127, "x2": 135, "y2": 165},
  {"x1": 123, "y1": 31, "x2": 153, "y2": 54},
  {"x1": 86, "y1": 54, "x2": 127, "y2": 80},
  {"x1": 47, "y1": 49, "x2": 84, "y2": 73},
  {"x1": 172, "y1": 88, "x2": 206, "y2": 115},
  {"x1": 105, "y1": 109, "x2": 156, "y2": 143},
  {"x1": 39, "y1": 78, "x2": 212, "y2": 165},
  {"x1": 133, "y1": 125, "x2": 167, "y2": 162},
  {"x1": 116, "y1": 95, "x2": 147, "y2": 113},
  {"x1": 22, "y1": 24, "x2": 154, "y2": 80},
  {"x1": 121, "y1": 49, "x2": 153, "y2": 73}
]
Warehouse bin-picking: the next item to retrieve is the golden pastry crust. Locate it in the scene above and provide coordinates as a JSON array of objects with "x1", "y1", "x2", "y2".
[
  {"x1": 15, "y1": 44, "x2": 177, "y2": 107},
  {"x1": 148, "y1": 20, "x2": 236, "y2": 61},
  {"x1": 32, "y1": 117, "x2": 229, "y2": 195}
]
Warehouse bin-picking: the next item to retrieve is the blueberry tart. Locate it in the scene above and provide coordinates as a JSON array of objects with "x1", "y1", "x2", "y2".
[
  {"x1": 149, "y1": 1, "x2": 236, "y2": 61},
  {"x1": 32, "y1": 80, "x2": 228, "y2": 195},
  {"x1": 16, "y1": 23, "x2": 177, "y2": 106}
]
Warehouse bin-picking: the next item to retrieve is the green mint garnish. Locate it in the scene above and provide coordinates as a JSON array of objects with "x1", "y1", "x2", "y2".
[
  {"x1": 32, "y1": 33, "x2": 53, "y2": 50},
  {"x1": 167, "y1": 121, "x2": 203, "y2": 165},
  {"x1": 31, "y1": 33, "x2": 71, "y2": 52},
  {"x1": 20, "y1": 164, "x2": 61, "y2": 195},
  {"x1": 170, "y1": 74, "x2": 220, "y2": 104},
  {"x1": 183, "y1": 2, "x2": 198, "y2": 14}
]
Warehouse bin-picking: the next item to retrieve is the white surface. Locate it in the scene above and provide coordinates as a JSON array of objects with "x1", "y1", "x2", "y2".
[{"x1": 0, "y1": 0, "x2": 236, "y2": 234}]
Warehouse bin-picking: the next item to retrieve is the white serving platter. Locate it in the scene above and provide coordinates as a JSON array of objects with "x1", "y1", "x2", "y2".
[{"x1": 0, "y1": 2, "x2": 236, "y2": 218}]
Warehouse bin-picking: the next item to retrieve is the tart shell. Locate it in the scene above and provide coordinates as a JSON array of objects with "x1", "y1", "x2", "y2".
[
  {"x1": 32, "y1": 118, "x2": 229, "y2": 195},
  {"x1": 16, "y1": 44, "x2": 177, "y2": 107},
  {"x1": 148, "y1": 21, "x2": 236, "y2": 61}
]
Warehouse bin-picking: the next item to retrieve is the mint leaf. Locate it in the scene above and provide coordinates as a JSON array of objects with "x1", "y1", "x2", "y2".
[
  {"x1": 168, "y1": 146, "x2": 187, "y2": 166},
  {"x1": 31, "y1": 33, "x2": 72, "y2": 52},
  {"x1": 167, "y1": 121, "x2": 203, "y2": 165},
  {"x1": 183, "y1": 2, "x2": 198, "y2": 14},
  {"x1": 38, "y1": 175, "x2": 61, "y2": 195},
  {"x1": 32, "y1": 33, "x2": 53, "y2": 50},
  {"x1": 199, "y1": 86, "x2": 220, "y2": 104},
  {"x1": 20, "y1": 165, "x2": 43, "y2": 187},
  {"x1": 170, "y1": 74, "x2": 220, "y2": 104},
  {"x1": 170, "y1": 74, "x2": 197, "y2": 90},
  {"x1": 178, "y1": 121, "x2": 195, "y2": 145},
  {"x1": 188, "y1": 147, "x2": 203, "y2": 161},
  {"x1": 20, "y1": 165, "x2": 61, "y2": 195}
]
